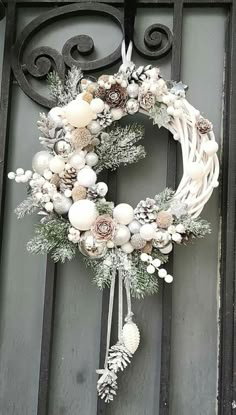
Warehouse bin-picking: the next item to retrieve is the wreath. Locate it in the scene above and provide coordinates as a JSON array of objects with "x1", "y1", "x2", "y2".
[{"x1": 8, "y1": 44, "x2": 219, "y2": 402}]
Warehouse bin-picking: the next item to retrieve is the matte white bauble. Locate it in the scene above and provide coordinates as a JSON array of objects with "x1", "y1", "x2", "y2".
[
  {"x1": 85, "y1": 152, "x2": 99, "y2": 167},
  {"x1": 113, "y1": 203, "x2": 134, "y2": 225},
  {"x1": 147, "y1": 264, "x2": 155, "y2": 274},
  {"x1": 48, "y1": 107, "x2": 63, "y2": 127},
  {"x1": 90, "y1": 98, "x2": 104, "y2": 113},
  {"x1": 77, "y1": 166, "x2": 97, "y2": 187},
  {"x1": 165, "y1": 274, "x2": 173, "y2": 283},
  {"x1": 140, "y1": 224, "x2": 156, "y2": 241},
  {"x1": 127, "y1": 83, "x2": 139, "y2": 98},
  {"x1": 65, "y1": 100, "x2": 93, "y2": 128},
  {"x1": 175, "y1": 224, "x2": 185, "y2": 234},
  {"x1": 111, "y1": 108, "x2": 124, "y2": 120},
  {"x1": 122, "y1": 322, "x2": 140, "y2": 354},
  {"x1": 69, "y1": 152, "x2": 85, "y2": 170},
  {"x1": 107, "y1": 240, "x2": 115, "y2": 248},
  {"x1": 96, "y1": 182, "x2": 108, "y2": 197},
  {"x1": 68, "y1": 200, "x2": 98, "y2": 230},
  {"x1": 53, "y1": 194, "x2": 72, "y2": 215},
  {"x1": 87, "y1": 120, "x2": 102, "y2": 135},
  {"x1": 187, "y1": 162, "x2": 204, "y2": 180},
  {"x1": 121, "y1": 242, "x2": 134, "y2": 254},
  {"x1": 152, "y1": 258, "x2": 161, "y2": 268},
  {"x1": 49, "y1": 156, "x2": 65, "y2": 174},
  {"x1": 158, "y1": 268, "x2": 167, "y2": 278},
  {"x1": 32, "y1": 151, "x2": 53, "y2": 175},
  {"x1": 113, "y1": 225, "x2": 131, "y2": 246},
  {"x1": 128, "y1": 220, "x2": 141, "y2": 234},
  {"x1": 203, "y1": 141, "x2": 219, "y2": 156}
]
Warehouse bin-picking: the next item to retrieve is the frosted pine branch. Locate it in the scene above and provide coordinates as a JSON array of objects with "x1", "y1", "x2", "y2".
[{"x1": 15, "y1": 196, "x2": 39, "y2": 219}]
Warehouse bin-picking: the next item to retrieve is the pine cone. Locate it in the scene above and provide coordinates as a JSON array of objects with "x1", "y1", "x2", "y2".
[
  {"x1": 38, "y1": 114, "x2": 65, "y2": 149},
  {"x1": 87, "y1": 185, "x2": 100, "y2": 201},
  {"x1": 138, "y1": 89, "x2": 155, "y2": 111},
  {"x1": 97, "y1": 369, "x2": 118, "y2": 403},
  {"x1": 104, "y1": 83, "x2": 128, "y2": 108},
  {"x1": 95, "y1": 85, "x2": 106, "y2": 100},
  {"x1": 60, "y1": 167, "x2": 77, "y2": 191},
  {"x1": 134, "y1": 198, "x2": 158, "y2": 224},
  {"x1": 97, "y1": 109, "x2": 113, "y2": 128},
  {"x1": 129, "y1": 64, "x2": 152, "y2": 83},
  {"x1": 50, "y1": 173, "x2": 60, "y2": 188},
  {"x1": 70, "y1": 128, "x2": 92, "y2": 150},
  {"x1": 107, "y1": 343, "x2": 132, "y2": 373}
]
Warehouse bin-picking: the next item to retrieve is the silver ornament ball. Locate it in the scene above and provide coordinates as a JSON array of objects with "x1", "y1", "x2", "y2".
[
  {"x1": 79, "y1": 231, "x2": 107, "y2": 259},
  {"x1": 126, "y1": 99, "x2": 139, "y2": 115},
  {"x1": 53, "y1": 139, "x2": 72, "y2": 158}
]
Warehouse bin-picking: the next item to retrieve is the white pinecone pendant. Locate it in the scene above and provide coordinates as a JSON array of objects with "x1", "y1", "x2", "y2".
[{"x1": 122, "y1": 322, "x2": 140, "y2": 354}]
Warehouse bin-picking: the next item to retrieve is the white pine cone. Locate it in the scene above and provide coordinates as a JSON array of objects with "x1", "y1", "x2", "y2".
[
  {"x1": 129, "y1": 64, "x2": 152, "y2": 83},
  {"x1": 134, "y1": 198, "x2": 158, "y2": 224}
]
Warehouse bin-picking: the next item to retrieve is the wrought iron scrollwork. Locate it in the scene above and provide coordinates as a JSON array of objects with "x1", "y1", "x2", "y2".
[{"x1": 11, "y1": 3, "x2": 173, "y2": 108}]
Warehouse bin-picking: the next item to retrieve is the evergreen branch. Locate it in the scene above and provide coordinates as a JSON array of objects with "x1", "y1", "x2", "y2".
[
  {"x1": 47, "y1": 66, "x2": 83, "y2": 106},
  {"x1": 95, "y1": 200, "x2": 114, "y2": 216},
  {"x1": 15, "y1": 196, "x2": 39, "y2": 219},
  {"x1": 154, "y1": 188, "x2": 175, "y2": 210},
  {"x1": 176, "y1": 215, "x2": 211, "y2": 238}
]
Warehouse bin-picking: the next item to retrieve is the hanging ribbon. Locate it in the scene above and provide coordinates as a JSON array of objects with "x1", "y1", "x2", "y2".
[{"x1": 124, "y1": 0, "x2": 137, "y2": 50}]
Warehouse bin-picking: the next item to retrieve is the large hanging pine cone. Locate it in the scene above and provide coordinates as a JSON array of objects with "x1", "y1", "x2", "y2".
[
  {"x1": 107, "y1": 342, "x2": 132, "y2": 373},
  {"x1": 104, "y1": 83, "x2": 128, "y2": 108},
  {"x1": 134, "y1": 198, "x2": 158, "y2": 224},
  {"x1": 60, "y1": 167, "x2": 77, "y2": 191},
  {"x1": 97, "y1": 369, "x2": 118, "y2": 403},
  {"x1": 129, "y1": 64, "x2": 152, "y2": 83}
]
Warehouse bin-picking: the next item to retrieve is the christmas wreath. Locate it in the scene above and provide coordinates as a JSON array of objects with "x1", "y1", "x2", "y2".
[{"x1": 8, "y1": 43, "x2": 219, "y2": 402}]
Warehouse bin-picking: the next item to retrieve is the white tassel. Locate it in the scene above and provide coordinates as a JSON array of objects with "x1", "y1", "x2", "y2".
[{"x1": 122, "y1": 322, "x2": 140, "y2": 354}]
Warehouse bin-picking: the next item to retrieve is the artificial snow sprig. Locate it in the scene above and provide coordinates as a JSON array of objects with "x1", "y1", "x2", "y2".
[{"x1": 47, "y1": 66, "x2": 83, "y2": 106}]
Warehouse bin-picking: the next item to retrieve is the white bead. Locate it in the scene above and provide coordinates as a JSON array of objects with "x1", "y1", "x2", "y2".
[
  {"x1": 25, "y1": 170, "x2": 33, "y2": 179},
  {"x1": 87, "y1": 120, "x2": 102, "y2": 135},
  {"x1": 168, "y1": 225, "x2": 176, "y2": 234},
  {"x1": 113, "y1": 203, "x2": 134, "y2": 225},
  {"x1": 147, "y1": 264, "x2": 155, "y2": 274},
  {"x1": 15, "y1": 176, "x2": 22, "y2": 183},
  {"x1": 77, "y1": 166, "x2": 97, "y2": 187},
  {"x1": 122, "y1": 322, "x2": 140, "y2": 354},
  {"x1": 152, "y1": 258, "x2": 161, "y2": 268},
  {"x1": 128, "y1": 220, "x2": 141, "y2": 234},
  {"x1": 64, "y1": 189, "x2": 72, "y2": 198},
  {"x1": 113, "y1": 225, "x2": 131, "y2": 246},
  {"x1": 140, "y1": 253, "x2": 149, "y2": 262},
  {"x1": 158, "y1": 268, "x2": 167, "y2": 278},
  {"x1": 107, "y1": 240, "x2": 115, "y2": 248},
  {"x1": 85, "y1": 152, "x2": 98, "y2": 167},
  {"x1": 68, "y1": 234, "x2": 74, "y2": 242},
  {"x1": 68, "y1": 200, "x2": 98, "y2": 230},
  {"x1": 65, "y1": 100, "x2": 93, "y2": 128},
  {"x1": 49, "y1": 156, "x2": 65, "y2": 174},
  {"x1": 16, "y1": 168, "x2": 24, "y2": 175},
  {"x1": 121, "y1": 242, "x2": 134, "y2": 254},
  {"x1": 90, "y1": 98, "x2": 104, "y2": 114},
  {"x1": 172, "y1": 232, "x2": 182, "y2": 243},
  {"x1": 165, "y1": 274, "x2": 173, "y2": 283},
  {"x1": 32, "y1": 151, "x2": 53, "y2": 175},
  {"x1": 111, "y1": 108, "x2": 123, "y2": 120},
  {"x1": 140, "y1": 224, "x2": 156, "y2": 241},
  {"x1": 160, "y1": 243, "x2": 173, "y2": 254},
  {"x1": 203, "y1": 141, "x2": 219, "y2": 156},
  {"x1": 187, "y1": 162, "x2": 204, "y2": 180},
  {"x1": 96, "y1": 182, "x2": 108, "y2": 197},
  {"x1": 127, "y1": 83, "x2": 139, "y2": 98},
  {"x1": 44, "y1": 170, "x2": 53, "y2": 180},
  {"x1": 69, "y1": 153, "x2": 85, "y2": 170},
  {"x1": 175, "y1": 224, "x2": 185, "y2": 233},
  {"x1": 20, "y1": 175, "x2": 28, "y2": 183},
  {"x1": 8, "y1": 172, "x2": 15, "y2": 180},
  {"x1": 45, "y1": 202, "x2": 54, "y2": 212}
]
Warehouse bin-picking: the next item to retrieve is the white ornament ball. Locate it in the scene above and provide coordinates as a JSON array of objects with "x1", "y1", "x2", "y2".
[
  {"x1": 64, "y1": 189, "x2": 72, "y2": 198},
  {"x1": 68, "y1": 199, "x2": 98, "y2": 230},
  {"x1": 160, "y1": 243, "x2": 173, "y2": 254},
  {"x1": 85, "y1": 152, "x2": 98, "y2": 167},
  {"x1": 147, "y1": 264, "x2": 155, "y2": 274},
  {"x1": 165, "y1": 274, "x2": 173, "y2": 283},
  {"x1": 77, "y1": 166, "x2": 97, "y2": 188},
  {"x1": 172, "y1": 232, "x2": 182, "y2": 243},
  {"x1": 49, "y1": 156, "x2": 65, "y2": 174},
  {"x1": 122, "y1": 322, "x2": 140, "y2": 354},
  {"x1": 187, "y1": 162, "x2": 204, "y2": 180},
  {"x1": 65, "y1": 100, "x2": 93, "y2": 128},
  {"x1": 69, "y1": 152, "x2": 85, "y2": 170},
  {"x1": 127, "y1": 83, "x2": 139, "y2": 98},
  {"x1": 175, "y1": 224, "x2": 185, "y2": 234},
  {"x1": 16, "y1": 168, "x2": 24, "y2": 175},
  {"x1": 53, "y1": 194, "x2": 72, "y2": 215},
  {"x1": 128, "y1": 219, "x2": 141, "y2": 234},
  {"x1": 140, "y1": 253, "x2": 149, "y2": 262},
  {"x1": 8, "y1": 172, "x2": 15, "y2": 180},
  {"x1": 48, "y1": 107, "x2": 63, "y2": 127},
  {"x1": 121, "y1": 242, "x2": 134, "y2": 254},
  {"x1": 113, "y1": 225, "x2": 131, "y2": 246},
  {"x1": 152, "y1": 258, "x2": 161, "y2": 268},
  {"x1": 140, "y1": 224, "x2": 156, "y2": 241},
  {"x1": 107, "y1": 240, "x2": 115, "y2": 249},
  {"x1": 111, "y1": 108, "x2": 124, "y2": 120},
  {"x1": 158, "y1": 268, "x2": 167, "y2": 278},
  {"x1": 203, "y1": 141, "x2": 219, "y2": 156},
  {"x1": 87, "y1": 120, "x2": 102, "y2": 135},
  {"x1": 113, "y1": 203, "x2": 134, "y2": 225},
  {"x1": 96, "y1": 182, "x2": 108, "y2": 197},
  {"x1": 44, "y1": 170, "x2": 53, "y2": 180},
  {"x1": 32, "y1": 151, "x2": 53, "y2": 175},
  {"x1": 90, "y1": 98, "x2": 104, "y2": 113}
]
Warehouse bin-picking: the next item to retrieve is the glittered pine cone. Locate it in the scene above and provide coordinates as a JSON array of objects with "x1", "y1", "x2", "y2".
[
  {"x1": 156, "y1": 210, "x2": 173, "y2": 229},
  {"x1": 105, "y1": 83, "x2": 128, "y2": 108},
  {"x1": 139, "y1": 89, "x2": 156, "y2": 110},
  {"x1": 196, "y1": 117, "x2": 213, "y2": 134},
  {"x1": 91, "y1": 215, "x2": 116, "y2": 241},
  {"x1": 70, "y1": 128, "x2": 92, "y2": 150},
  {"x1": 95, "y1": 86, "x2": 106, "y2": 100}
]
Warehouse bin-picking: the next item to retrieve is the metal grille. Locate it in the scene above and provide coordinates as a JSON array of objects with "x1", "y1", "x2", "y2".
[{"x1": 0, "y1": 1, "x2": 235, "y2": 414}]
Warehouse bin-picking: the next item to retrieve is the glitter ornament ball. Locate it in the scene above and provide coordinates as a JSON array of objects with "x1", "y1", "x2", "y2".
[
  {"x1": 53, "y1": 194, "x2": 72, "y2": 215},
  {"x1": 140, "y1": 224, "x2": 156, "y2": 241},
  {"x1": 113, "y1": 225, "x2": 131, "y2": 246},
  {"x1": 79, "y1": 231, "x2": 107, "y2": 259},
  {"x1": 113, "y1": 203, "x2": 134, "y2": 225},
  {"x1": 32, "y1": 151, "x2": 53, "y2": 175},
  {"x1": 65, "y1": 100, "x2": 93, "y2": 128},
  {"x1": 87, "y1": 120, "x2": 102, "y2": 135},
  {"x1": 68, "y1": 199, "x2": 98, "y2": 230},
  {"x1": 69, "y1": 152, "x2": 86, "y2": 170},
  {"x1": 77, "y1": 166, "x2": 97, "y2": 187},
  {"x1": 128, "y1": 220, "x2": 141, "y2": 234}
]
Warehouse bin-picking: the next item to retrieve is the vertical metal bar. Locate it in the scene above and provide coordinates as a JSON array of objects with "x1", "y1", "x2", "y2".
[
  {"x1": 159, "y1": 1, "x2": 183, "y2": 414},
  {"x1": 0, "y1": 1, "x2": 16, "y2": 247},
  {"x1": 37, "y1": 259, "x2": 57, "y2": 415},
  {"x1": 218, "y1": 3, "x2": 236, "y2": 414}
]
